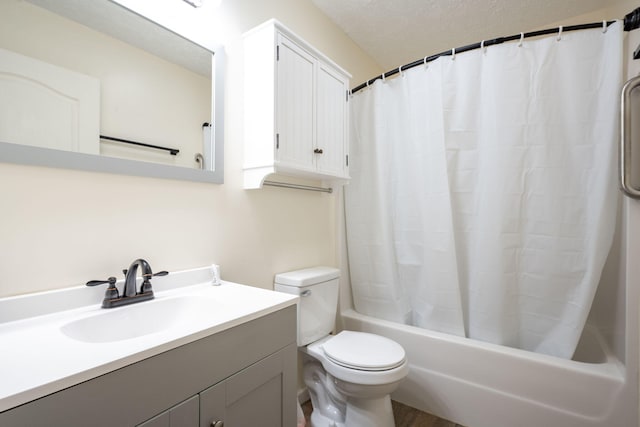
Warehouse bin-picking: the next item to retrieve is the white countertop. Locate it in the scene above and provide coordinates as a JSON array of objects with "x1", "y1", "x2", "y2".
[{"x1": 0, "y1": 267, "x2": 297, "y2": 413}]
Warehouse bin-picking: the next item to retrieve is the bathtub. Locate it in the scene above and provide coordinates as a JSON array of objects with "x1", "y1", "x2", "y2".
[{"x1": 341, "y1": 308, "x2": 637, "y2": 427}]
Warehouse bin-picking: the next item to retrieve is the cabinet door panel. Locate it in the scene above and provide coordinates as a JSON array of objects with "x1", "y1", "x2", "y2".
[
  {"x1": 138, "y1": 395, "x2": 198, "y2": 427},
  {"x1": 276, "y1": 34, "x2": 315, "y2": 170},
  {"x1": 226, "y1": 349, "x2": 285, "y2": 427},
  {"x1": 199, "y1": 344, "x2": 297, "y2": 427},
  {"x1": 227, "y1": 375, "x2": 282, "y2": 426},
  {"x1": 170, "y1": 395, "x2": 199, "y2": 426},
  {"x1": 316, "y1": 62, "x2": 348, "y2": 177},
  {"x1": 138, "y1": 411, "x2": 170, "y2": 427},
  {"x1": 200, "y1": 382, "x2": 225, "y2": 427}
]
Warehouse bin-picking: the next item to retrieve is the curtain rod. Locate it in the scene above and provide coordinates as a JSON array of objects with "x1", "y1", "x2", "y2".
[{"x1": 350, "y1": 19, "x2": 622, "y2": 95}]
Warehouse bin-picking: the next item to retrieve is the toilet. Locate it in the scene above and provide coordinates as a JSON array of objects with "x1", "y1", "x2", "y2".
[{"x1": 274, "y1": 267, "x2": 408, "y2": 427}]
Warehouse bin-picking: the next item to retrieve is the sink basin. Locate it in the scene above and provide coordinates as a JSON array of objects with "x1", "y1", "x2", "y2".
[{"x1": 61, "y1": 295, "x2": 218, "y2": 343}]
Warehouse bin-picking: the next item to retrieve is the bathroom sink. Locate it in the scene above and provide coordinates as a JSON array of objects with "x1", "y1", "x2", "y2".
[
  {"x1": 0, "y1": 268, "x2": 299, "y2": 414},
  {"x1": 61, "y1": 295, "x2": 218, "y2": 343}
]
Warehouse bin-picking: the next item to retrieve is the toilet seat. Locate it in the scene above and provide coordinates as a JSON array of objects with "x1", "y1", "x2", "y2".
[{"x1": 322, "y1": 331, "x2": 406, "y2": 371}]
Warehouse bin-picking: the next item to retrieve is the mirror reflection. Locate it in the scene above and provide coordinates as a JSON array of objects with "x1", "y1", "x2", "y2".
[{"x1": 0, "y1": 0, "x2": 219, "y2": 174}]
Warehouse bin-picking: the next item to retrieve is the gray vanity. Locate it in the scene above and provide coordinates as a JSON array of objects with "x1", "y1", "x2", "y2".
[
  {"x1": 0, "y1": 267, "x2": 298, "y2": 427},
  {"x1": 0, "y1": 308, "x2": 296, "y2": 427}
]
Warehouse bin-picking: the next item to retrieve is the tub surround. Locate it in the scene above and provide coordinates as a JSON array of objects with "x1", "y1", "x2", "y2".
[{"x1": 0, "y1": 265, "x2": 298, "y2": 414}]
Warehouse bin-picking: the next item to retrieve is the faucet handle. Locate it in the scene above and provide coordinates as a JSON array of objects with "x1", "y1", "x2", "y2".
[
  {"x1": 122, "y1": 268, "x2": 168, "y2": 277},
  {"x1": 139, "y1": 271, "x2": 168, "y2": 294},
  {"x1": 150, "y1": 271, "x2": 169, "y2": 277},
  {"x1": 139, "y1": 271, "x2": 169, "y2": 278},
  {"x1": 86, "y1": 277, "x2": 117, "y2": 287},
  {"x1": 86, "y1": 277, "x2": 120, "y2": 302}
]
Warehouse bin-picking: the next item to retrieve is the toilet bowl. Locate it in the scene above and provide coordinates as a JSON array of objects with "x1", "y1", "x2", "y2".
[
  {"x1": 274, "y1": 267, "x2": 409, "y2": 427},
  {"x1": 303, "y1": 332, "x2": 408, "y2": 427}
]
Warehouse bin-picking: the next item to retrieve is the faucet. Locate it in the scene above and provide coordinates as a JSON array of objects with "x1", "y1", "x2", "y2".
[
  {"x1": 123, "y1": 258, "x2": 153, "y2": 298},
  {"x1": 86, "y1": 258, "x2": 168, "y2": 308}
]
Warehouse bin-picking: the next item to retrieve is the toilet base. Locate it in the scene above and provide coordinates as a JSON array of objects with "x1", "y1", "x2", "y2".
[
  {"x1": 304, "y1": 357, "x2": 347, "y2": 426},
  {"x1": 310, "y1": 409, "x2": 345, "y2": 427},
  {"x1": 344, "y1": 395, "x2": 395, "y2": 427},
  {"x1": 308, "y1": 395, "x2": 396, "y2": 427}
]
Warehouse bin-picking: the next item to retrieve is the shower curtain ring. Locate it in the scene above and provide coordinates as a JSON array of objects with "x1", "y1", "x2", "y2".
[
  {"x1": 382, "y1": 73, "x2": 386, "y2": 83},
  {"x1": 557, "y1": 26, "x2": 563, "y2": 41},
  {"x1": 451, "y1": 48, "x2": 456, "y2": 60},
  {"x1": 518, "y1": 32, "x2": 524, "y2": 47},
  {"x1": 424, "y1": 56, "x2": 428, "y2": 69},
  {"x1": 602, "y1": 20, "x2": 607, "y2": 33},
  {"x1": 398, "y1": 66, "x2": 404, "y2": 77},
  {"x1": 481, "y1": 40, "x2": 486, "y2": 53}
]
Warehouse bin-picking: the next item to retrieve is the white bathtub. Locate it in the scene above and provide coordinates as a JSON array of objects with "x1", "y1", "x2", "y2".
[{"x1": 341, "y1": 309, "x2": 637, "y2": 427}]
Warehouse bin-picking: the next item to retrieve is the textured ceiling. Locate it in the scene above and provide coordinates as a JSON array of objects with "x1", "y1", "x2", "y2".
[{"x1": 312, "y1": 0, "x2": 630, "y2": 71}]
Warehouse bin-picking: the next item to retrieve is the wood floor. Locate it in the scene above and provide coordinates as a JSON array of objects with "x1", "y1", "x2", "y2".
[{"x1": 301, "y1": 399, "x2": 466, "y2": 427}]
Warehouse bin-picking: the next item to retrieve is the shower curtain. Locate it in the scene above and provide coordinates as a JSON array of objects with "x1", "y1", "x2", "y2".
[{"x1": 345, "y1": 22, "x2": 623, "y2": 358}]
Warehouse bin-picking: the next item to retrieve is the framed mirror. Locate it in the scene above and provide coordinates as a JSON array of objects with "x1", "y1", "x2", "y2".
[{"x1": 0, "y1": 0, "x2": 224, "y2": 183}]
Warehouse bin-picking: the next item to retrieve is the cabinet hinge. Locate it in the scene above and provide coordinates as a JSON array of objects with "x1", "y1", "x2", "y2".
[
  {"x1": 276, "y1": 133, "x2": 280, "y2": 149},
  {"x1": 346, "y1": 154, "x2": 349, "y2": 166},
  {"x1": 276, "y1": 45, "x2": 279, "y2": 61}
]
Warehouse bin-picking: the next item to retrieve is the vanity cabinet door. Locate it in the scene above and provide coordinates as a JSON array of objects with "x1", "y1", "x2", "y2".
[
  {"x1": 199, "y1": 344, "x2": 296, "y2": 427},
  {"x1": 138, "y1": 411, "x2": 170, "y2": 427},
  {"x1": 169, "y1": 395, "x2": 199, "y2": 426},
  {"x1": 138, "y1": 395, "x2": 199, "y2": 427},
  {"x1": 199, "y1": 381, "x2": 225, "y2": 427}
]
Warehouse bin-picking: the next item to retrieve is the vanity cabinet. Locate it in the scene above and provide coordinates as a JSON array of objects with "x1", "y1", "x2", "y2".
[
  {"x1": 0, "y1": 306, "x2": 297, "y2": 427},
  {"x1": 243, "y1": 19, "x2": 351, "y2": 188}
]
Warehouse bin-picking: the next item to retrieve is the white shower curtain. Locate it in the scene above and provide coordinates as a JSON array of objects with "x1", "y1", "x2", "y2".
[{"x1": 346, "y1": 22, "x2": 623, "y2": 358}]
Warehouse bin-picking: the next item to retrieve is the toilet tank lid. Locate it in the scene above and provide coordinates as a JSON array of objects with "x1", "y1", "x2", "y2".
[{"x1": 274, "y1": 266, "x2": 340, "y2": 286}]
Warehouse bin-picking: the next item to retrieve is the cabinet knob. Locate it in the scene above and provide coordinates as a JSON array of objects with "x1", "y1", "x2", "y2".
[
  {"x1": 211, "y1": 421, "x2": 224, "y2": 427},
  {"x1": 313, "y1": 148, "x2": 324, "y2": 154}
]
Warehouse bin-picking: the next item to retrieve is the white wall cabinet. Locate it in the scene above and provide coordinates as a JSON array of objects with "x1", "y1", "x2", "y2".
[{"x1": 243, "y1": 20, "x2": 351, "y2": 189}]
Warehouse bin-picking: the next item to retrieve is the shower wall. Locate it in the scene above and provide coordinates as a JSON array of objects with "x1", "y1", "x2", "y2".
[
  {"x1": 589, "y1": 204, "x2": 626, "y2": 362},
  {"x1": 589, "y1": 26, "x2": 640, "y2": 366}
]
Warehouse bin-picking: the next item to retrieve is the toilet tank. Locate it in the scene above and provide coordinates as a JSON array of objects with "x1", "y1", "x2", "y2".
[{"x1": 274, "y1": 266, "x2": 340, "y2": 346}]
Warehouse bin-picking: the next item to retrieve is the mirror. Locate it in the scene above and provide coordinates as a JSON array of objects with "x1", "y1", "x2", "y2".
[{"x1": 0, "y1": 0, "x2": 224, "y2": 183}]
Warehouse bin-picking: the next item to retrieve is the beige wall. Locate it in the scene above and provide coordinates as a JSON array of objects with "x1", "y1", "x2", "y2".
[{"x1": 0, "y1": 0, "x2": 381, "y2": 297}]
